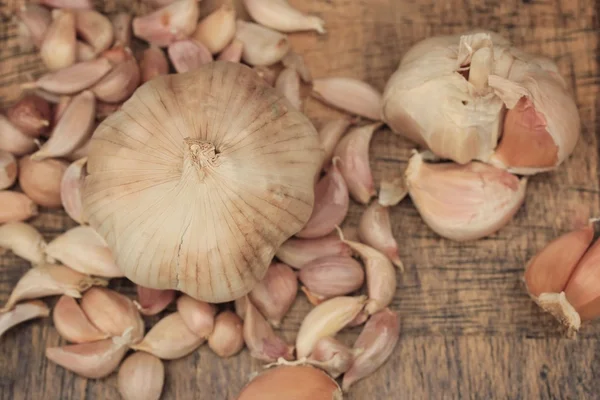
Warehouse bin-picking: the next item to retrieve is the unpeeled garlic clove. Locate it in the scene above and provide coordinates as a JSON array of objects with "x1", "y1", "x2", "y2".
[
  {"x1": 53, "y1": 295, "x2": 108, "y2": 343},
  {"x1": 17, "y1": 5, "x2": 52, "y2": 50},
  {"x1": 358, "y1": 202, "x2": 403, "y2": 270},
  {"x1": 53, "y1": 96, "x2": 71, "y2": 124},
  {"x1": 208, "y1": 311, "x2": 244, "y2": 358},
  {"x1": 0, "y1": 300, "x2": 49, "y2": 338},
  {"x1": 176, "y1": 295, "x2": 216, "y2": 337},
  {"x1": 307, "y1": 336, "x2": 355, "y2": 378},
  {"x1": 298, "y1": 256, "x2": 365, "y2": 304},
  {"x1": 139, "y1": 46, "x2": 170, "y2": 83},
  {"x1": 75, "y1": 10, "x2": 114, "y2": 55},
  {"x1": 333, "y1": 123, "x2": 382, "y2": 204},
  {"x1": 275, "y1": 67, "x2": 302, "y2": 110},
  {"x1": 405, "y1": 152, "x2": 528, "y2": 241},
  {"x1": 131, "y1": 312, "x2": 204, "y2": 360},
  {"x1": 45, "y1": 338, "x2": 128, "y2": 379},
  {"x1": 0, "y1": 191, "x2": 38, "y2": 223},
  {"x1": 134, "y1": 286, "x2": 175, "y2": 316},
  {"x1": 318, "y1": 118, "x2": 354, "y2": 171},
  {"x1": 297, "y1": 158, "x2": 349, "y2": 238},
  {"x1": 378, "y1": 177, "x2": 407, "y2": 207},
  {"x1": 243, "y1": 0, "x2": 325, "y2": 34},
  {"x1": 6, "y1": 95, "x2": 51, "y2": 138},
  {"x1": 276, "y1": 234, "x2": 352, "y2": 269},
  {"x1": 312, "y1": 77, "x2": 381, "y2": 120},
  {"x1": 563, "y1": 236, "x2": 600, "y2": 323},
  {"x1": 40, "y1": 10, "x2": 77, "y2": 71},
  {"x1": 91, "y1": 50, "x2": 141, "y2": 103},
  {"x1": 76, "y1": 40, "x2": 97, "y2": 62},
  {"x1": 0, "y1": 150, "x2": 18, "y2": 190},
  {"x1": 296, "y1": 295, "x2": 367, "y2": 359},
  {"x1": 1, "y1": 263, "x2": 108, "y2": 312},
  {"x1": 248, "y1": 262, "x2": 297, "y2": 327},
  {"x1": 19, "y1": 156, "x2": 69, "y2": 208},
  {"x1": 81, "y1": 287, "x2": 144, "y2": 343},
  {"x1": 217, "y1": 39, "x2": 244, "y2": 63},
  {"x1": 342, "y1": 308, "x2": 400, "y2": 391},
  {"x1": 132, "y1": 0, "x2": 200, "y2": 47},
  {"x1": 235, "y1": 20, "x2": 290, "y2": 66},
  {"x1": 61, "y1": 157, "x2": 87, "y2": 223},
  {"x1": 37, "y1": 0, "x2": 93, "y2": 8},
  {"x1": 167, "y1": 40, "x2": 213, "y2": 73},
  {"x1": 0, "y1": 115, "x2": 37, "y2": 156},
  {"x1": 282, "y1": 51, "x2": 312, "y2": 83},
  {"x1": 193, "y1": 5, "x2": 236, "y2": 54},
  {"x1": 243, "y1": 298, "x2": 294, "y2": 362},
  {"x1": 111, "y1": 12, "x2": 132, "y2": 47},
  {"x1": 0, "y1": 222, "x2": 47, "y2": 264},
  {"x1": 118, "y1": 352, "x2": 165, "y2": 400}
]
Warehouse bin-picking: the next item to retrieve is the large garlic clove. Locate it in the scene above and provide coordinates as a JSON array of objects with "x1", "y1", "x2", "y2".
[
  {"x1": 0, "y1": 191, "x2": 38, "y2": 223},
  {"x1": 75, "y1": 10, "x2": 114, "y2": 55},
  {"x1": 61, "y1": 157, "x2": 87, "y2": 224},
  {"x1": 358, "y1": 202, "x2": 403, "y2": 269},
  {"x1": 298, "y1": 256, "x2": 364, "y2": 304},
  {"x1": 132, "y1": 0, "x2": 199, "y2": 47},
  {"x1": 405, "y1": 152, "x2": 527, "y2": 241},
  {"x1": 242, "y1": 0, "x2": 325, "y2": 34},
  {"x1": 275, "y1": 234, "x2": 352, "y2": 269},
  {"x1": 23, "y1": 58, "x2": 112, "y2": 95},
  {"x1": 193, "y1": 5, "x2": 236, "y2": 54},
  {"x1": 176, "y1": 295, "x2": 216, "y2": 337},
  {"x1": 82, "y1": 62, "x2": 321, "y2": 303},
  {"x1": 118, "y1": 352, "x2": 165, "y2": 400},
  {"x1": 235, "y1": 20, "x2": 290, "y2": 66},
  {"x1": 0, "y1": 222, "x2": 47, "y2": 264},
  {"x1": 0, "y1": 300, "x2": 49, "y2": 338},
  {"x1": 208, "y1": 311, "x2": 244, "y2": 358},
  {"x1": 167, "y1": 40, "x2": 213, "y2": 73},
  {"x1": 243, "y1": 297, "x2": 294, "y2": 362},
  {"x1": 248, "y1": 262, "x2": 297, "y2": 327},
  {"x1": 564, "y1": 238, "x2": 600, "y2": 323},
  {"x1": 91, "y1": 50, "x2": 141, "y2": 103},
  {"x1": 53, "y1": 295, "x2": 108, "y2": 343},
  {"x1": 312, "y1": 77, "x2": 381, "y2": 121},
  {"x1": 19, "y1": 156, "x2": 68, "y2": 208},
  {"x1": 40, "y1": 10, "x2": 77, "y2": 71}
]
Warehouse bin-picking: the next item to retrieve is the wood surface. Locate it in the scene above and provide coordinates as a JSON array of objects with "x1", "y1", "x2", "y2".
[{"x1": 1, "y1": 0, "x2": 600, "y2": 399}]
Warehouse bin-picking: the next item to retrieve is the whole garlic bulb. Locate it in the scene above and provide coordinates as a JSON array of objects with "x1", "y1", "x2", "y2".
[{"x1": 82, "y1": 62, "x2": 321, "y2": 303}]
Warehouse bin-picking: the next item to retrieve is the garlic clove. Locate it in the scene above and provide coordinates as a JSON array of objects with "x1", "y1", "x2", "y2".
[
  {"x1": 101, "y1": 45, "x2": 129, "y2": 65},
  {"x1": 0, "y1": 222, "x2": 47, "y2": 264},
  {"x1": 45, "y1": 338, "x2": 128, "y2": 379},
  {"x1": 296, "y1": 295, "x2": 367, "y2": 359},
  {"x1": 333, "y1": 122, "x2": 382, "y2": 204},
  {"x1": 0, "y1": 191, "x2": 38, "y2": 223},
  {"x1": 342, "y1": 308, "x2": 400, "y2": 391},
  {"x1": 253, "y1": 66, "x2": 278, "y2": 86},
  {"x1": 40, "y1": 10, "x2": 77, "y2": 71},
  {"x1": 131, "y1": 312, "x2": 204, "y2": 360},
  {"x1": 1, "y1": 264, "x2": 108, "y2": 312},
  {"x1": 208, "y1": 311, "x2": 244, "y2": 358},
  {"x1": 132, "y1": 0, "x2": 200, "y2": 47},
  {"x1": 298, "y1": 256, "x2": 365, "y2": 302},
  {"x1": 217, "y1": 39, "x2": 244, "y2": 63},
  {"x1": 5, "y1": 95, "x2": 51, "y2": 138},
  {"x1": 297, "y1": 157, "x2": 349, "y2": 238},
  {"x1": 312, "y1": 77, "x2": 381, "y2": 121},
  {"x1": 80, "y1": 287, "x2": 144, "y2": 343},
  {"x1": 111, "y1": 12, "x2": 132, "y2": 48},
  {"x1": 307, "y1": 336, "x2": 355, "y2": 378},
  {"x1": 176, "y1": 295, "x2": 216, "y2": 337},
  {"x1": 564, "y1": 238, "x2": 600, "y2": 322},
  {"x1": 275, "y1": 67, "x2": 302, "y2": 110},
  {"x1": 37, "y1": 0, "x2": 93, "y2": 8},
  {"x1": 248, "y1": 262, "x2": 298, "y2": 327},
  {"x1": 282, "y1": 51, "x2": 312, "y2": 83},
  {"x1": 135, "y1": 286, "x2": 176, "y2": 316},
  {"x1": 76, "y1": 40, "x2": 97, "y2": 61},
  {"x1": 243, "y1": 297, "x2": 294, "y2": 362},
  {"x1": 61, "y1": 157, "x2": 87, "y2": 224},
  {"x1": 242, "y1": 0, "x2": 325, "y2": 34},
  {"x1": 193, "y1": 5, "x2": 236, "y2": 54},
  {"x1": 235, "y1": 296, "x2": 248, "y2": 321},
  {"x1": 91, "y1": 50, "x2": 141, "y2": 103},
  {"x1": 0, "y1": 150, "x2": 18, "y2": 190},
  {"x1": 67, "y1": 138, "x2": 92, "y2": 162},
  {"x1": 19, "y1": 156, "x2": 69, "y2": 208},
  {"x1": 378, "y1": 177, "x2": 407, "y2": 207},
  {"x1": 118, "y1": 352, "x2": 165, "y2": 400},
  {"x1": 405, "y1": 152, "x2": 528, "y2": 241},
  {"x1": 0, "y1": 115, "x2": 37, "y2": 156},
  {"x1": 318, "y1": 118, "x2": 354, "y2": 171},
  {"x1": 17, "y1": 5, "x2": 52, "y2": 50},
  {"x1": 75, "y1": 10, "x2": 114, "y2": 55},
  {"x1": 139, "y1": 46, "x2": 170, "y2": 83},
  {"x1": 235, "y1": 20, "x2": 290, "y2": 66},
  {"x1": 53, "y1": 295, "x2": 108, "y2": 343},
  {"x1": 276, "y1": 234, "x2": 352, "y2": 269},
  {"x1": 358, "y1": 202, "x2": 404, "y2": 270},
  {"x1": 53, "y1": 96, "x2": 72, "y2": 124},
  {"x1": 96, "y1": 102, "x2": 122, "y2": 121},
  {"x1": 0, "y1": 300, "x2": 49, "y2": 338},
  {"x1": 167, "y1": 40, "x2": 213, "y2": 73}
]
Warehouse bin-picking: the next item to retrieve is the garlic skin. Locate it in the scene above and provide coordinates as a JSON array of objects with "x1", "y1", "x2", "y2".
[
  {"x1": 0, "y1": 300, "x2": 49, "y2": 338},
  {"x1": 243, "y1": 0, "x2": 325, "y2": 34},
  {"x1": 312, "y1": 77, "x2": 381, "y2": 121},
  {"x1": 243, "y1": 298, "x2": 294, "y2": 362},
  {"x1": 82, "y1": 62, "x2": 321, "y2": 303},
  {"x1": 53, "y1": 295, "x2": 108, "y2": 343},
  {"x1": 118, "y1": 352, "x2": 164, "y2": 400},
  {"x1": 0, "y1": 222, "x2": 47, "y2": 264},
  {"x1": 208, "y1": 311, "x2": 244, "y2": 358},
  {"x1": 378, "y1": 177, "x2": 407, "y2": 207},
  {"x1": 298, "y1": 256, "x2": 364, "y2": 304},
  {"x1": 235, "y1": 21, "x2": 291, "y2": 66},
  {"x1": 0, "y1": 150, "x2": 18, "y2": 190},
  {"x1": 405, "y1": 152, "x2": 527, "y2": 241},
  {"x1": 176, "y1": 295, "x2": 216, "y2": 337},
  {"x1": 19, "y1": 156, "x2": 68, "y2": 208},
  {"x1": 132, "y1": 0, "x2": 200, "y2": 47},
  {"x1": 135, "y1": 286, "x2": 176, "y2": 316},
  {"x1": 358, "y1": 202, "x2": 403, "y2": 270},
  {"x1": 0, "y1": 191, "x2": 38, "y2": 223},
  {"x1": 276, "y1": 234, "x2": 352, "y2": 269},
  {"x1": 248, "y1": 262, "x2": 297, "y2": 327},
  {"x1": 193, "y1": 5, "x2": 236, "y2": 54},
  {"x1": 61, "y1": 157, "x2": 87, "y2": 224}
]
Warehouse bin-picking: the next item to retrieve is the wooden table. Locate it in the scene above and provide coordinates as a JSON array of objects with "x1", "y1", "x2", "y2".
[{"x1": 1, "y1": 0, "x2": 599, "y2": 398}]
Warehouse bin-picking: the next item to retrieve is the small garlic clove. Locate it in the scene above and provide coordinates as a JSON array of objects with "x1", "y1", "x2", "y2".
[
  {"x1": 6, "y1": 95, "x2": 51, "y2": 138},
  {"x1": 0, "y1": 263, "x2": 108, "y2": 312},
  {"x1": 76, "y1": 40, "x2": 97, "y2": 61},
  {"x1": 276, "y1": 234, "x2": 352, "y2": 269},
  {"x1": 0, "y1": 300, "x2": 49, "y2": 338},
  {"x1": 37, "y1": 0, "x2": 93, "y2": 8},
  {"x1": 318, "y1": 118, "x2": 354, "y2": 171},
  {"x1": 45, "y1": 338, "x2": 128, "y2": 379},
  {"x1": 132, "y1": 0, "x2": 200, "y2": 47},
  {"x1": 53, "y1": 295, "x2": 108, "y2": 343},
  {"x1": 0, "y1": 150, "x2": 18, "y2": 190},
  {"x1": 61, "y1": 157, "x2": 87, "y2": 223},
  {"x1": 342, "y1": 308, "x2": 401, "y2": 391},
  {"x1": 167, "y1": 40, "x2": 213, "y2": 73},
  {"x1": 564, "y1": 237, "x2": 600, "y2": 323},
  {"x1": 217, "y1": 39, "x2": 244, "y2": 63},
  {"x1": 0, "y1": 115, "x2": 37, "y2": 156},
  {"x1": 296, "y1": 295, "x2": 367, "y2": 359},
  {"x1": 405, "y1": 152, "x2": 528, "y2": 241},
  {"x1": 18, "y1": 156, "x2": 69, "y2": 208},
  {"x1": 31, "y1": 91, "x2": 96, "y2": 161},
  {"x1": 253, "y1": 66, "x2": 278, "y2": 86},
  {"x1": 101, "y1": 45, "x2": 129, "y2": 65},
  {"x1": 282, "y1": 51, "x2": 312, "y2": 83},
  {"x1": 275, "y1": 67, "x2": 302, "y2": 110},
  {"x1": 297, "y1": 158, "x2": 349, "y2": 238},
  {"x1": 75, "y1": 10, "x2": 114, "y2": 55},
  {"x1": 176, "y1": 294, "x2": 216, "y2": 337},
  {"x1": 378, "y1": 177, "x2": 407, "y2": 207},
  {"x1": 0, "y1": 191, "x2": 38, "y2": 223},
  {"x1": 118, "y1": 352, "x2": 165, "y2": 400},
  {"x1": 312, "y1": 77, "x2": 382, "y2": 121},
  {"x1": 17, "y1": 5, "x2": 52, "y2": 50},
  {"x1": 298, "y1": 256, "x2": 365, "y2": 302},
  {"x1": 135, "y1": 286, "x2": 176, "y2": 316},
  {"x1": 91, "y1": 50, "x2": 141, "y2": 103},
  {"x1": 248, "y1": 262, "x2": 298, "y2": 327},
  {"x1": 307, "y1": 336, "x2": 355, "y2": 378},
  {"x1": 242, "y1": 0, "x2": 325, "y2": 34},
  {"x1": 111, "y1": 12, "x2": 132, "y2": 48},
  {"x1": 358, "y1": 202, "x2": 404, "y2": 270},
  {"x1": 139, "y1": 46, "x2": 170, "y2": 83},
  {"x1": 333, "y1": 123, "x2": 382, "y2": 204},
  {"x1": 208, "y1": 311, "x2": 244, "y2": 358},
  {"x1": 243, "y1": 298, "x2": 294, "y2": 362},
  {"x1": 0, "y1": 222, "x2": 47, "y2": 264},
  {"x1": 96, "y1": 101, "x2": 122, "y2": 121},
  {"x1": 131, "y1": 312, "x2": 204, "y2": 360},
  {"x1": 80, "y1": 287, "x2": 144, "y2": 343},
  {"x1": 235, "y1": 20, "x2": 290, "y2": 66},
  {"x1": 193, "y1": 5, "x2": 236, "y2": 54},
  {"x1": 40, "y1": 10, "x2": 77, "y2": 71}
]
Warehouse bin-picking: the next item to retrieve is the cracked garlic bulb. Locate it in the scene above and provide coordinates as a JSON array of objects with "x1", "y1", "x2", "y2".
[{"x1": 82, "y1": 62, "x2": 321, "y2": 303}]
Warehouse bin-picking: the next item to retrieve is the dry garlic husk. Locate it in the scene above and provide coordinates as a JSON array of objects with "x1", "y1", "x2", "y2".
[
  {"x1": 358, "y1": 202, "x2": 403, "y2": 270},
  {"x1": 82, "y1": 62, "x2": 321, "y2": 303},
  {"x1": 53, "y1": 295, "x2": 108, "y2": 343},
  {"x1": 193, "y1": 4, "x2": 236, "y2": 54},
  {"x1": 61, "y1": 157, "x2": 87, "y2": 224},
  {"x1": 242, "y1": 0, "x2": 325, "y2": 34},
  {"x1": 248, "y1": 262, "x2": 297, "y2": 327},
  {"x1": 118, "y1": 352, "x2": 165, "y2": 400},
  {"x1": 19, "y1": 156, "x2": 68, "y2": 208},
  {"x1": 405, "y1": 152, "x2": 527, "y2": 241},
  {"x1": 307, "y1": 336, "x2": 355, "y2": 378},
  {"x1": 243, "y1": 297, "x2": 294, "y2": 362},
  {"x1": 0, "y1": 222, "x2": 47, "y2": 264},
  {"x1": 135, "y1": 286, "x2": 175, "y2": 316},
  {"x1": 298, "y1": 256, "x2": 365, "y2": 305},
  {"x1": 0, "y1": 150, "x2": 18, "y2": 190},
  {"x1": 0, "y1": 300, "x2": 49, "y2": 338},
  {"x1": 276, "y1": 234, "x2": 352, "y2": 269},
  {"x1": 208, "y1": 310, "x2": 244, "y2": 358},
  {"x1": 0, "y1": 191, "x2": 38, "y2": 223},
  {"x1": 176, "y1": 294, "x2": 216, "y2": 337}
]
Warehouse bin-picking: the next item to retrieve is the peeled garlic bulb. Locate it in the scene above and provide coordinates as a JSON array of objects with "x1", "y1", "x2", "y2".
[{"x1": 82, "y1": 62, "x2": 321, "y2": 303}]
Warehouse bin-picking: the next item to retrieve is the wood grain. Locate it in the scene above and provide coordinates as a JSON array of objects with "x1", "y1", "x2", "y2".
[{"x1": 1, "y1": 0, "x2": 600, "y2": 399}]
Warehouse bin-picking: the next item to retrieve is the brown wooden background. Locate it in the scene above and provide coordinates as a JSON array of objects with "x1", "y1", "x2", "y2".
[{"x1": 1, "y1": 0, "x2": 599, "y2": 399}]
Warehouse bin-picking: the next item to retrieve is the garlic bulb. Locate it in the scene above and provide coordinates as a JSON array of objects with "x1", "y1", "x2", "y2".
[{"x1": 82, "y1": 62, "x2": 321, "y2": 303}]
